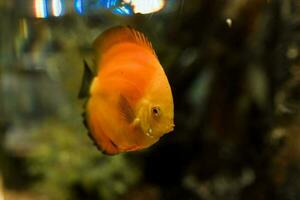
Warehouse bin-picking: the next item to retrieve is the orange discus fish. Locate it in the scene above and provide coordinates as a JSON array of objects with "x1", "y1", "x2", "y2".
[{"x1": 79, "y1": 26, "x2": 174, "y2": 155}]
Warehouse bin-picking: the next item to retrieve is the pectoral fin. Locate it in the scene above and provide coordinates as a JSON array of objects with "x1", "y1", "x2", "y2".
[
  {"x1": 119, "y1": 94, "x2": 135, "y2": 123},
  {"x1": 118, "y1": 96, "x2": 151, "y2": 136}
]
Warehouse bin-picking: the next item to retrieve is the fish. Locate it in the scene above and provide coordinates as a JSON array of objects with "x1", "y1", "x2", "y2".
[{"x1": 79, "y1": 26, "x2": 174, "y2": 155}]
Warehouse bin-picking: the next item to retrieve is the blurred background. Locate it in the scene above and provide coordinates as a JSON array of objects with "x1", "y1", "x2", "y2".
[{"x1": 0, "y1": 0, "x2": 300, "y2": 199}]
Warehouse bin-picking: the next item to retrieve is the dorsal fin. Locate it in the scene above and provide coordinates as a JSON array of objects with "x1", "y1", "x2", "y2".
[
  {"x1": 93, "y1": 26, "x2": 156, "y2": 57},
  {"x1": 78, "y1": 60, "x2": 95, "y2": 99}
]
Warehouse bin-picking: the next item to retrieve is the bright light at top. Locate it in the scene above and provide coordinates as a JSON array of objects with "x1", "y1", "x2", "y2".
[
  {"x1": 100, "y1": 0, "x2": 119, "y2": 9},
  {"x1": 74, "y1": 0, "x2": 84, "y2": 15},
  {"x1": 52, "y1": 0, "x2": 63, "y2": 17},
  {"x1": 34, "y1": 0, "x2": 48, "y2": 18},
  {"x1": 112, "y1": 4, "x2": 133, "y2": 15},
  {"x1": 124, "y1": 0, "x2": 165, "y2": 14}
]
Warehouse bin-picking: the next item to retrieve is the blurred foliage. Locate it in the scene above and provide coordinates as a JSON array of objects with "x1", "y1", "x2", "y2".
[{"x1": 26, "y1": 120, "x2": 140, "y2": 200}]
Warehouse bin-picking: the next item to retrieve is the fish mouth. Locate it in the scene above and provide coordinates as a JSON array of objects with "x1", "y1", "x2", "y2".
[
  {"x1": 167, "y1": 123, "x2": 175, "y2": 132},
  {"x1": 146, "y1": 128, "x2": 154, "y2": 138},
  {"x1": 145, "y1": 123, "x2": 175, "y2": 138}
]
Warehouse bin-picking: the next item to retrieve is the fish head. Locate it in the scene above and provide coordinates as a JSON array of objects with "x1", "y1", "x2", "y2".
[
  {"x1": 148, "y1": 102, "x2": 175, "y2": 136},
  {"x1": 136, "y1": 83, "x2": 174, "y2": 139}
]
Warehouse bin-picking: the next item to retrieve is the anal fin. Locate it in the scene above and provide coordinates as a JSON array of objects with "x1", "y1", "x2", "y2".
[{"x1": 85, "y1": 112, "x2": 121, "y2": 155}]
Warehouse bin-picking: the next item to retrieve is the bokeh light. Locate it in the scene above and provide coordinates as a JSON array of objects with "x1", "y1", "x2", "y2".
[
  {"x1": 34, "y1": 0, "x2": 48, "y2": 18},
  {"x1": 112, "y1": 4, "x2": 133, "y2": 15},
  {"x1": 51, "y1": 0, "x2": 64, "y2": 17},
  {"x1": 124, "y1": 0, "x2": 165, "y2": 14},
  {"x1": 74, "y1": 0, "x2": 84, "y2": 15}
]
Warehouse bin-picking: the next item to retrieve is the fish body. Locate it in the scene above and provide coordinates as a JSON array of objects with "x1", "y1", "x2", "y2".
[{"x1": 80, "y1": 26, "x2": 174, "y2": 155}]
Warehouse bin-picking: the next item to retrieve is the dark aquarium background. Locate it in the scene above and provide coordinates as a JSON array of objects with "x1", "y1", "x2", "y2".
[{"x1": 1, "y1": 0, "x2": 300, "y2": 199}]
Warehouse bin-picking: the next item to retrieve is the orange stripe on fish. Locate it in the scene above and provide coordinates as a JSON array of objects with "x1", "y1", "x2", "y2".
[{"x1": 79, "y1": 26, "x2": 174, "y2": 155}]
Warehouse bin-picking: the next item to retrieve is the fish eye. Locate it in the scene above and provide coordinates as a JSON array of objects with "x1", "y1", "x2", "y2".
[{"x1": 151, "y1": 106, "x2": 161, "y2": 118}]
